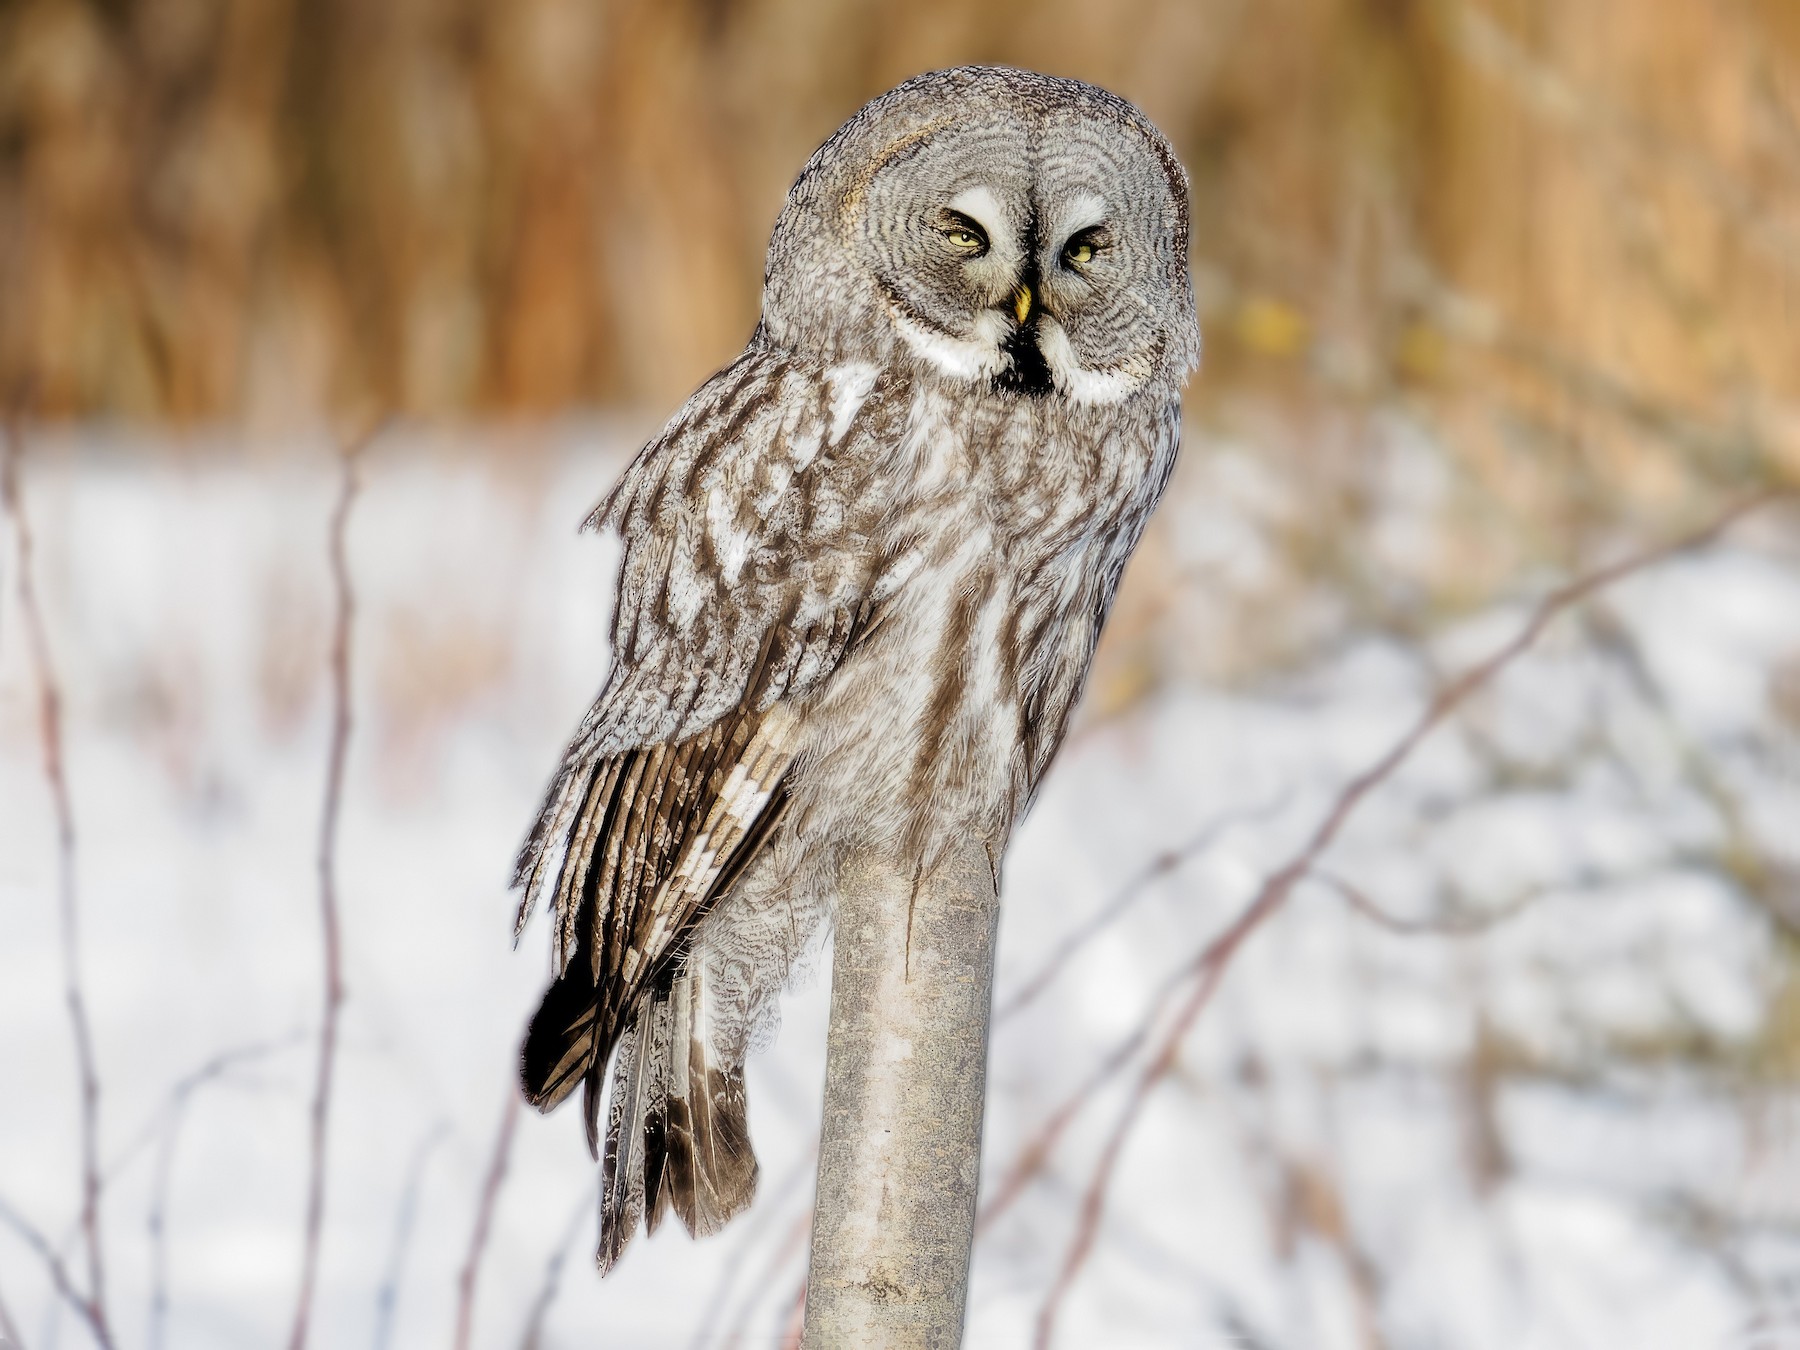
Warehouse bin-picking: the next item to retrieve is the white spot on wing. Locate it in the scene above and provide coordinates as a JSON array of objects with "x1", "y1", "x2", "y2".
[
  {"x1": 824, "y1": 362, "x2": 881, "y2": 447},
  {"x1": 706, "y1": 483, "x2": 756, "y2": 585},
  {"x1": 788, "y1": 422, "x2": 824, "y2": 473},
  {"x1": 717, "y1": 532, "x2": 753, "y2": 585},
  {"x1": 667, "y1": 566, "x2": 707, "y2": 626}
]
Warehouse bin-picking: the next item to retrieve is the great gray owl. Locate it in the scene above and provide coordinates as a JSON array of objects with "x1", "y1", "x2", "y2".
[{"x1": 513, "y1": 65, "x2": 1200, "y2": 1272}]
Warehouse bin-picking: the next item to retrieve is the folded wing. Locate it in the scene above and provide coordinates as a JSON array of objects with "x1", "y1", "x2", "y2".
[{"x1": 512, "y1": 347, "x2": 899, "y2": 1268}]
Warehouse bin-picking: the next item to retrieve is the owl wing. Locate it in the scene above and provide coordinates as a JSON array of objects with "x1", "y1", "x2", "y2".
[{"x1": 513, "y1": 347, "x2": 896, "y2": 1139}]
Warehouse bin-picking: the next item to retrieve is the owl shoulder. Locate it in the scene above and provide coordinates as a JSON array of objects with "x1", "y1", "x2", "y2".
[{"x1": 585, "y1": 346, "x2": 900, "y2": 550}]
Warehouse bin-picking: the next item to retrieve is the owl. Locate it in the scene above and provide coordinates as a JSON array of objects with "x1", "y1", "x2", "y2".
[{"x1": 513, "y1": 65, "x2": 1200, "y2": 1272}]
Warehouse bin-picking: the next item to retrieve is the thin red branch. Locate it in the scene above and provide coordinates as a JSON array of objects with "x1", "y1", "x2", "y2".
[
  {"x1": 516, "y1": 1182, "x2": 594, "y2": 1350},
  {"x1": 1318, "y1": 869, "x2": 1541, "y2": 937},
  {"x1": 995, "y1": 790, "x2": 1289, "y2": 1024},
  {"x1": 0, "y1": 1282, "x2": 21, "y2": 1347},
  {"x1": 2, "y1": 420, "x2": 112, "y2": 1349},
  {"x1": 286, "y1": 431, "x2": 371, "y2": 1350},
  {"x1": 146, "y1": 1035, "x2": 302, "y2": 1350},
  {"x1": 453, "y1": 1092, "x2": 522, "y2": 1350},
  {"x1": 776, "y1": 1275, "x2": 806, "y2": 1350},
  {"x1": 980, "y1": 807, "x2": 1297, "y2": 1229},
  {"x1": 979, "y1": 970, "x2": 1177, "y2": 1232},
  {"x1": 372, "y1": 1122, "x2": 450, "y2": 1350},
  {"x1": 687, "y1": 1149, "x2": 816, "y2": 1350},
  {"x1": 1028, "y1": 489, "x2": 1793, "y2": 1349},
  {"x1": 110, "y1": 1033, "x2": 305, "y2": 1186},
  {"x1": 720, "y1": 1206, "x2": 810, "y2": 1350},
  {"x1": 0, "y1": 1200, "x2": 108, "y2": 1348}
]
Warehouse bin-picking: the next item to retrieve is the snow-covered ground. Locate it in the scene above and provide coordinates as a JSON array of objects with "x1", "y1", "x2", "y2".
[{"x1": 3, "y1": 424, "x2": 1798, "y2": 1350}]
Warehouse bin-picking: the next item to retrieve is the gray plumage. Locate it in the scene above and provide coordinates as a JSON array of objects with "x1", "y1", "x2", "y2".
[{"x1": 513, "y1": 64, "x2": 1201, "y2": 1272}]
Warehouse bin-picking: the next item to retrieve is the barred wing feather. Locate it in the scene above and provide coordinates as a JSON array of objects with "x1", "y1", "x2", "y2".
[{"x1": 511, "y1": 348, "x2": 893, "y2": 1269}]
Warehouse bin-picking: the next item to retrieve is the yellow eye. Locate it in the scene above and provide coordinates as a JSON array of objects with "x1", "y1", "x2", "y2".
[
  {"x1": 945, "y1": 229, "x2": 983, "y2": 250},
  {"x1": 1065, "y1": 240, "x2": 1095, "y2": 266}
]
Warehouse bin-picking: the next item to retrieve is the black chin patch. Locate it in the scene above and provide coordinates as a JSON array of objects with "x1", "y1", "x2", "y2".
[
  {"x1": 994, "y1": 320, "x2": 1053, "y2": 397},
  {"x1": 991, "y1": 213, "x2": 1053, "y2": 398}
]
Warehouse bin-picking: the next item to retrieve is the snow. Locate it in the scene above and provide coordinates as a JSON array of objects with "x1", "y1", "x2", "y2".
[{"x1": 3, "y1": 424, "x2": 1798, "y2": 1349}]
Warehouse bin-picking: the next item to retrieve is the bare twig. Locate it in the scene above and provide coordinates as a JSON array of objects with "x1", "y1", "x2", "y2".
[
  {"x1": 146, "y1": 1117, "x2": 185, "y2": 1350},
  {"x1": 371, "y1": 1122, "x2": 450, "y2": 1350},
  {"x1": 1028, "y1": 489, "x2": 1793, "y2": 1348},
  {"x1": 715, "y1": 1206, "x2": 811, "y2": 1350},
  {"x1": 776, "y1": 1278, "x2": 806, "y2": 1350},
  {"x1": 2, "y1": 419, "x2": 112, "y2": 1349},
  {"x1": 145, "y1": 1036, "x2": 304, "y2": 1350},
  {"x1": 516, "y1": 1184, "x2": 594, "y2": 1350},
  {"x1": 0, "y1": 1200, "x2": 108, "y2": 1348},
  {"x1": 453, "y1": 1092, "x2": 522, "y2": 1350},
  {"x1": 0, "y1": 1280, "x2": 24, "y2": 1347},
  {"x1": 704, "y1": 1197, "x2": 814, "y2": 1350},
  {"x1": 995, "y1": 791, "x2": 1289, "y2": 1023},
  {"x1": 1316, "y1": 869, "x2": 1541, "y2": 938},
  {"x1": 978, "y1": 966, "x2": 1181, "y2": 1234},
  {"x1": 687, "y1": 1149, "x2": 815, "y2": 1350},
  {"x1": 108, "y1": 1034, "x2": 305, "y2": 1191},
  {"x1": 286, "y1": 430, "x2": 370, "y2": 1350}
]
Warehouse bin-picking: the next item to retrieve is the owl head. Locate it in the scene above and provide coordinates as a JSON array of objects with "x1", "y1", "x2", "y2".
[{"x1": 761, "y1": 66, "x2": 1201, "y2": 407}]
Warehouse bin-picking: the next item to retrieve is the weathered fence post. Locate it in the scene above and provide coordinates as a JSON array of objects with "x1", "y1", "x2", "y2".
[{"x1": 801, "y1": 838, "x2": 1002, "y2": 1348}]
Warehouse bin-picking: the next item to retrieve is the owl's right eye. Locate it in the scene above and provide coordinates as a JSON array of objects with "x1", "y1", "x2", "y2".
[{"x1": 938, "y1": 212, "x2": 990, "y2": 256}]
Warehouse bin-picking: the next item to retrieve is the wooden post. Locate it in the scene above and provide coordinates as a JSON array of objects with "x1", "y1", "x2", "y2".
[{"x1": 801, "y1": 839, "x2": 1001, "y2": 1348}]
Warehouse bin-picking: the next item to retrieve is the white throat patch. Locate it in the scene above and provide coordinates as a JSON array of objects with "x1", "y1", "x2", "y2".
[
  {"x1": 1036, "y1": 317, "x2": 1146, "y2": 406},
  {"x1": 892, "y1": 306, "x2": 1010, "y2": 382}
]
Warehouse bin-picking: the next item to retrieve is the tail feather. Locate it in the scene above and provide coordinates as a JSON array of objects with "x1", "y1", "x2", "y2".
[
  {"x1": 668, "y1": 957, "x2": 757, "y2": 1238},
  {"x1": 640, "y1": 994, "x2": 674, "y2": 1236},
  {"x1": 597, "y1": 997, "x2": 654, "y2": 1273},
  {"x1": 595, "y1": 962, "x2": 759, "y2": 1270},
  {"x1": 664, "y1": 970, "x2": 700, "y2": 1230},
  {"x1": 582, "y1": 1044, "x2": 606, "y2": 1161}
]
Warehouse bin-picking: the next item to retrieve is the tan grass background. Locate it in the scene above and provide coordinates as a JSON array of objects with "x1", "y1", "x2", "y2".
[{"x1": 3, "y1": 0, "x2": 1796, "y2": 460}]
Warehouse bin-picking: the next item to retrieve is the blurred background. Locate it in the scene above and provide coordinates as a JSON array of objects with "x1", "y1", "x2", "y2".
[{"x1": 2, "y1": 1, "x2": 1799, "y2": 1347}]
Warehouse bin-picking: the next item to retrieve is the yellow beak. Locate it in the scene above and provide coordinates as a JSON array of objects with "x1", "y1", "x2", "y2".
[{"x1": 1013, "y1": 284, "x2": 1034, "y2": 326}]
